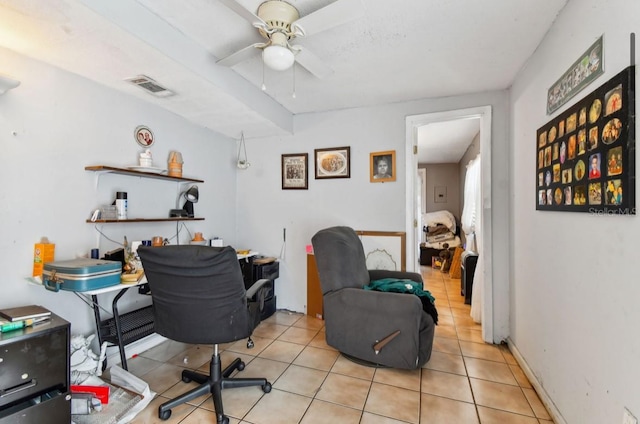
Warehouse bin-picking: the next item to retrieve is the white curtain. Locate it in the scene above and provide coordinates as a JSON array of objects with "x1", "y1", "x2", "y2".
[{"x1": 461, "y1": 155, "x2": 483, "y2": 323}]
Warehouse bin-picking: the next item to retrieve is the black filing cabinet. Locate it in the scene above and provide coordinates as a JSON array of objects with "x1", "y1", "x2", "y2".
[
  {"x1": 461, "y1": 252, "x2": 479, "y2": 305},
  {"x1": 0, "y1": 314, "x2": 70, "y2": 423}
]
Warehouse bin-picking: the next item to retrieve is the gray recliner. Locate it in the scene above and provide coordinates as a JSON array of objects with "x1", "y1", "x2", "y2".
[{"x1": 311, "y1": 226, "x2": 435, "y2": 369}]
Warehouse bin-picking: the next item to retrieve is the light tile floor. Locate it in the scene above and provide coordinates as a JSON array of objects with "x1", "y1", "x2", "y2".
[{"x1": 122, "y1": 266, "x2": 553, "y2": 423}]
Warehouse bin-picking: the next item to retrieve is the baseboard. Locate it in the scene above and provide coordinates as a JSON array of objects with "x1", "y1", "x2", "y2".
[
  {"x1": 105, "y1": 333, "x2": 167, "y2": 367},
  {"x1": 506, "y1": 337, "x2": 566, "y2": 424}
]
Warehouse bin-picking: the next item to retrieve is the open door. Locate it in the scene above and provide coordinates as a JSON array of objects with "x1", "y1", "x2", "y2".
[{"x1": 405, "y1": 106, "x2": 494, "y2": 342}]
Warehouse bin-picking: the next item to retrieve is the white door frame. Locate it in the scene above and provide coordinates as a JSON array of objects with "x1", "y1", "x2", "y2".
[{"x1": 405, "y1": 106, "x2": 493, "y2": 342}]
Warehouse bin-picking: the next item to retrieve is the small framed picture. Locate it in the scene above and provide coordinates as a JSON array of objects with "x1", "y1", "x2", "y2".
[
  {"x1": 134, "y1": 125, "x2": 154, "y2": 147},
  {"x1": 370, "y1": 150, "x2": 396, "y2": 182},
  {"x1": 314, "y1": 146, "x2": 350, "y2": 179},
  {"x1": 281, "y1": 153, "x2": 308, "y2": 190}
]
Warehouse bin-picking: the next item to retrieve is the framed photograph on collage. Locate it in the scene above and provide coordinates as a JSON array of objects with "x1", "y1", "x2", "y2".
[
  {"x1": 536, "y1": 66, "x2": 635, "y2": 214},
  {"x1": 282, "y1": 153, "x2": 308, "y2": 190},
  {"x1": 314, "y1": 146, "x2": 350, "y2": 179}
]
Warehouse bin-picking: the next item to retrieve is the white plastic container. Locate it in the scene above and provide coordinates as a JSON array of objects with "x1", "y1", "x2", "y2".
[{"x1": 139, "y1": 149, "x2": 153, "y2": 167}]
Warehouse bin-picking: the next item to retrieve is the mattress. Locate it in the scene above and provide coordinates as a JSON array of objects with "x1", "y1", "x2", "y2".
[
  {"x1": 422, "y1": 210, "x2": 457, "y2": 233},
  {"x1": 426, "y1": 231, "x2": 456, "y2": 244},
  {"x1": 422, "y1": 236, "x2": 461, "y2": 250}
]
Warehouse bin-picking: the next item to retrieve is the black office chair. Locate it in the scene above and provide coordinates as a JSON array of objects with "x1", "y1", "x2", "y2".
[{"x1": 137, "y1": 245, "x2": 272, "y2": 424}]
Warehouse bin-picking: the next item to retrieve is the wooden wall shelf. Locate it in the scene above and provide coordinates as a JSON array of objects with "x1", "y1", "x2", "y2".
[
  {"x1": 87, "y1": 217, "x2": 205, "y2": 224},
  {"x1": 85, "y1": 165, "x2": 205, "y2": 224},
  {"x1": 85, "y1": 165, "x2": 204, "y2": 183}
]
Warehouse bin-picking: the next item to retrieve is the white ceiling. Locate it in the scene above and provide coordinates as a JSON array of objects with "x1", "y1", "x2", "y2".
[
  {"x1": 418, "y1": 118, "x2": 480, "y2": 164},
  {"x1": 0, "y1": 0, "x2": 567, "y2": 149}
]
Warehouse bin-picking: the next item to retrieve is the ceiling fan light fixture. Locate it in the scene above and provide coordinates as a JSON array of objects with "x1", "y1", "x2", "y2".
[{"x1": 263, "y1": 45, "x2": 295, "y2": 71}]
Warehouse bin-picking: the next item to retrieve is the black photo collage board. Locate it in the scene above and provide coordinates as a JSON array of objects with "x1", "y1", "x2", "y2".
[{"x1": 536, "y1": 66, "x2": 635, "y2": 214}]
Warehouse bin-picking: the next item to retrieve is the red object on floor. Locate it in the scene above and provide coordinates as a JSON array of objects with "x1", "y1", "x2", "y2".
[{"x1": 71, "y1": 385, "x2": 110, "y2": 404}]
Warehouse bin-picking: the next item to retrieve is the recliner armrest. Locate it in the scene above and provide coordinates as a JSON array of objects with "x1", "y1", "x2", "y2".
[
  {"x1": 368, "y1": 269, "x2": 423, "y2": 285},
  {"x1": 246, "y1": 278, "x2": 271, "y2": 299},
  {"x1": 326, "y1": 287, "x2": 424, "y2": 320},
  {"x1": 323, "y1": 287, "x2": 430, "y2": 369}
]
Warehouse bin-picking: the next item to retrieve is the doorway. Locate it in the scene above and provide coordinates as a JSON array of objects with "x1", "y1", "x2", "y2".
[{"x1": 405, "y1": 106, "x2": 493, "y2": 342}]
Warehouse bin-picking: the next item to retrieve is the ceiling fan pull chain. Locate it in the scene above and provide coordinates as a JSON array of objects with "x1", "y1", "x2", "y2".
[{"x1": 292, "y1": 63, "x2": 296, "y2": 99}]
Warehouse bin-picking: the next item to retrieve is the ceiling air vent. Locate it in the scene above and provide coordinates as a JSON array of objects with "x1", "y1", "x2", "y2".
[{"x1": 125, "y1": 75, "x2": 174, "y2": 97}]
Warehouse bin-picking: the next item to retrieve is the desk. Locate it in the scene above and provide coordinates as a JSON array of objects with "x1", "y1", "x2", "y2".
[
  {"x1": 82, "y1": 278, "x2": 151, "y2": 371},
  {"x1": 82, "y1": 252, "x2": 259, "y2": 371}
]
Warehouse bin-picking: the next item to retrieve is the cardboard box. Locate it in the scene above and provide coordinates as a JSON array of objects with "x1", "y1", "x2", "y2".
[{"x1": 33, "y1": 242, "x2": 55, "y2": 277}]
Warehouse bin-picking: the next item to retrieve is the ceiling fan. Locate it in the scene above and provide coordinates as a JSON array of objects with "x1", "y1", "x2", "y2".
[{"x1": 217, "y1": 0, "x2": 365, "y2": 79}]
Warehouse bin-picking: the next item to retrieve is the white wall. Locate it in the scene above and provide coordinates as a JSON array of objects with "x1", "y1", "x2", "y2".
[
  {"x1": 235, "y1": 91, "x2": 511, "y2": 346},
  {"x1": 509, "y1": 0, "x2": 640, "y2": 422},
  {"x1": 0, "y1": 47, "x2": 237, "y2": 338}
]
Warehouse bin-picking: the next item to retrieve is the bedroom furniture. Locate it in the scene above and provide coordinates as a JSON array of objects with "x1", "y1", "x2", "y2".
[
  {"x1": 461, "y1": 252, "x2": 479, "y2": 305},
  {"x1": 420, "y1": 210, "x2": 460, "y2": 265},
  {"x1": 311, "y1": 226, "x2": 435, "y2": 369},
  {"x1": 0, "y1": 313, "x2": 70, "y2": 424},
  {"x1": 420, "y1": 246, "x2": 442, "y2": 266},
  {"x1": 137, "y1": 245, "x2": 272, "y2": 423}
]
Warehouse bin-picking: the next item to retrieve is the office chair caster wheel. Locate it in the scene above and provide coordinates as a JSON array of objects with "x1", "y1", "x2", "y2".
[
  {"x1": 262, "y1": 382, "x2": 272, "y2": 393},
  {"x1": 159, "y1": 407, "x2": 171, "y2": 420},
  {"x1": 246, "y1": 339, "x2": 254, "y2": 348},
  {"x1": 237, "y1": 361, "x2": 245, "y2": 371}
]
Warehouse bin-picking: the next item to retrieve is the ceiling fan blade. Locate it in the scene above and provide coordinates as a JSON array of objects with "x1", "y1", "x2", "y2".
[
  {"x1": 291, "y1": 0, "x2": 365, "y2": 37},
  {"x1": 295, "y1": 46, "x2": 334, "y2": 79},
  {"x1": 217, "y1": 0, "x2": 267, "y2": 29},
  {"x1": 217, "y1": 43, "x2": 264, "y2": 67}
]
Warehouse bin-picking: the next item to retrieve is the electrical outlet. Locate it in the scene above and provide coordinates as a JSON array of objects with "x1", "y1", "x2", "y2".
[{"x1": 623, "y1": 407, "x2": 638, "y2": 424}]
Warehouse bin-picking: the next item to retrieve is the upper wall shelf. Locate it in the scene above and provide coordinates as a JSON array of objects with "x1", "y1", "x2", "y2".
[{"x1": 85, "y1": 165, "x2": 204, "y2": 183}]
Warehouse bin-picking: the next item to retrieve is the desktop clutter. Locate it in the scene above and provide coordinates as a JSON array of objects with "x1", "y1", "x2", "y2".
[{"x1": 35, "y1": 233, "x2": 234, "y2": 293}]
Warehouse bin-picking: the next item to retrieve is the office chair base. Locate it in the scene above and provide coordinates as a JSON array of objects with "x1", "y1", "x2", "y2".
[{"x1": 158, "y1": 352, "x2": 271, "y2": 422}]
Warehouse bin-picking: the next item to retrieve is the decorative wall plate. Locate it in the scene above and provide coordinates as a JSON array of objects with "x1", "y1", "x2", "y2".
[{"x1": 134, "y1": 125, "x2": 154, "y2": 147}]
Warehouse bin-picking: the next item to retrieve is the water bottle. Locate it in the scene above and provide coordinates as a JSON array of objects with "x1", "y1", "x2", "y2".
[{"x1": 116, "y1": 192, "x2": 128, "y2": 220}]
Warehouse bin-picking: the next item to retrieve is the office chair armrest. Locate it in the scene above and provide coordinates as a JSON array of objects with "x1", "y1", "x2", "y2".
[
  {"x1": 368, "y1": 269, "x2": 423, "y2": 285},
  {"x1": 246, "y1": 278, "x2": 271, "y2": 299}
]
